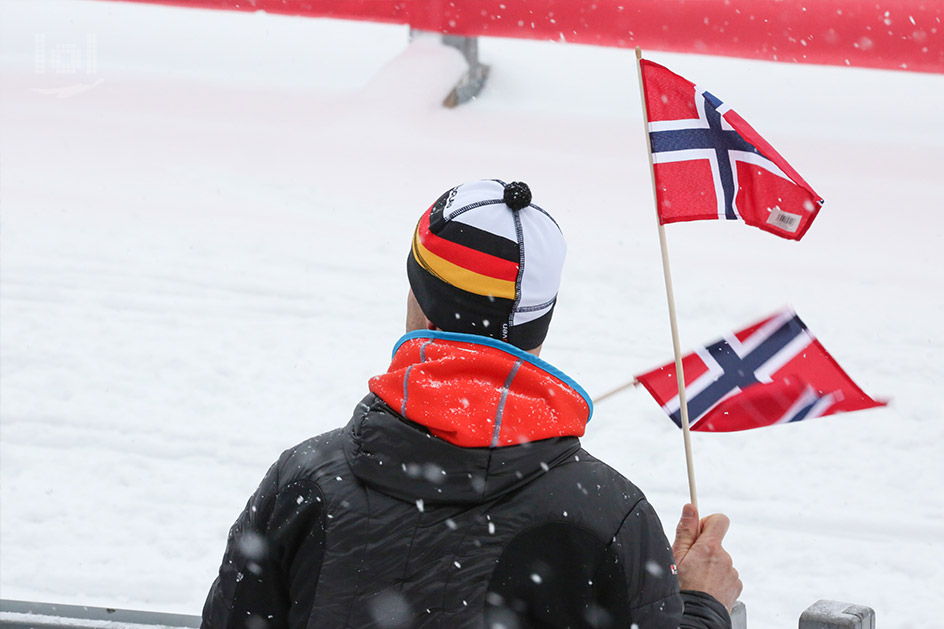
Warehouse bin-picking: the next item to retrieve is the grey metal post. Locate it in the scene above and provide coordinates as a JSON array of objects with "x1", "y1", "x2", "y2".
[
  {"x1": 410, "y1": 28, "x2": 490, "y2": 107},
  {"x1": 800, "y1": 600, "x2": 876, "y2": 629},
  {"x1": 0, "y1": 599, "x2": 201, "y2": 629}
]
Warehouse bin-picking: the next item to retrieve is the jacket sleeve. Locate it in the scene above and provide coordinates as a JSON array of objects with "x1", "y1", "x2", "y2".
[
  {"x1": 201, "y1": 455, "x2": 326, "y2": 629},
  {"x1": 609, "y1": 498, "x2": 731, "y2": 629},
  {"x1": 680, "y1": 591, "x2": 732, "y2": 629}
]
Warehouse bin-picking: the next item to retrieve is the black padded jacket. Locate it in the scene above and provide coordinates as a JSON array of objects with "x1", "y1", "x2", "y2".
[{"x1": 201, "y1": 394, "x2": 730, "y2": 629}]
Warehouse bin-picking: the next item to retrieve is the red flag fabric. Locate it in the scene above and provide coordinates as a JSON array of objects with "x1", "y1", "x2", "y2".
[
  {"x1": 640, "y1": 59, "x2": 824, "y2": 240},
  {"x1": 635, "y1": 308, "x2": 885, "y2": 432}
]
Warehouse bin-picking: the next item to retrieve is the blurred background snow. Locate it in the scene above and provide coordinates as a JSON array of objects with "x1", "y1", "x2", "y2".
[{"x1": 1, "y1": 0, "x2": 942, "y2": 626}]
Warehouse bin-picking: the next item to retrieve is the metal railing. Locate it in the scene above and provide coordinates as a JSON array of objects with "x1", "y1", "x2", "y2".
[
  {"x1": 0, "y1": 600, "x2": 200, "y2": 629},
  {"x1": 1, "y1": 598, "x2": 876, "y2": 628}
]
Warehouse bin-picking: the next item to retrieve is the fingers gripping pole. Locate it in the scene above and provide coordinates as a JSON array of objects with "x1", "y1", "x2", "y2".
[{"x1": 634, "y1": 47, "x2": 698, "y2": 510}]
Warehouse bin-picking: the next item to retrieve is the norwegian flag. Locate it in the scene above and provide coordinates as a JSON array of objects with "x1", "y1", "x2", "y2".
[
  {"x1": 635, "y1": 309, "x2": 886, "y2": 432},
  {"x1": 640, "y1": 59, "x2": 824, "y2": 240}
]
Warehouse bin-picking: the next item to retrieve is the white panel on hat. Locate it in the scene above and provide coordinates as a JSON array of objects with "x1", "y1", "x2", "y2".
[
  {"x1": 513, "y1": 207, "x2": 566, "y2": 326},
  {"x1": 446, "y1": 181, "x2": 519, "y2": 243},
  {"x1": 513, "y1": 302, "x2": 553, "y2": 326},
  {"x1": 443, "y1": 180, "x2": 504, "y2": 217}
]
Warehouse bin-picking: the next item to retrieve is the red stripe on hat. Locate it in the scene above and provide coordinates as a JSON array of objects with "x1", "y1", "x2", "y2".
[{"x1": 417, "y1": 211, "x2": 519, "y2": 282}]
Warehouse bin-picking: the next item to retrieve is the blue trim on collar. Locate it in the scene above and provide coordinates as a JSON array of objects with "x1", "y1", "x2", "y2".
[{"x1": 392, "y1": 330, "x2": 594, "y2": 420}]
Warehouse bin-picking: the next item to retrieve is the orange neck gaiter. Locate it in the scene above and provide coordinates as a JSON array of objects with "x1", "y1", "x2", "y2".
[{"x1": 369, "y1": 331, "x2": 592, "y2": 448}]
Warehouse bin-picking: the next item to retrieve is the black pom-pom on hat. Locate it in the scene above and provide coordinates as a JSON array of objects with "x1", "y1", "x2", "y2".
[{"x1": 503, "y1": 181, "x2": 532, "y2": 211}]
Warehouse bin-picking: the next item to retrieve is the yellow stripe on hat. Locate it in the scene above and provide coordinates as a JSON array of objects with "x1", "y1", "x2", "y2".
[{"x1": 413, "y1": 231, "x2": 517, "y2": 300}]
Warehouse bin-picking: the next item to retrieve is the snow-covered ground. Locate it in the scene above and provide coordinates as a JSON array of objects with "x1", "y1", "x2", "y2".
[{"x1": 1, "y1": 1, "x2": 942, "y2": 627}]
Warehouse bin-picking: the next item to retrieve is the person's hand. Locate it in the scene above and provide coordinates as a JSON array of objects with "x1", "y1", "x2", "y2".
[{"x1": 672, "y1": 503, "x2": 742, "y2": 612}]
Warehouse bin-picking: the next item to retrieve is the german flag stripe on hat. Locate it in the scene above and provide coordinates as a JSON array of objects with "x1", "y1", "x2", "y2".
[
  {"x1": 429, "y1": 203, "x2": 521, "y2": 263},
  {"x1": 413, "y1": 211, "x2": 519, "y2": 298},
  {"x1": 412, "y1": 231, "x2": 517, "y2": 300}
]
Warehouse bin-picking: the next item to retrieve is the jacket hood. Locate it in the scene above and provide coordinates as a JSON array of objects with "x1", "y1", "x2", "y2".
[
  {"x1": 342, "y1": 394, "x2": 583, "y2": 505},
  {"x1": 367, "y1": 331, "x2": 592, "y2": 448}
]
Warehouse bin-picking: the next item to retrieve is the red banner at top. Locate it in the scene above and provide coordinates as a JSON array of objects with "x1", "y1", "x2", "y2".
[
  {"x1": 107, "y1": 0, "x2": 944, "y2": 73},
  {"x1": 110, "y1": 0, "x2": 943, "y2": 74}
]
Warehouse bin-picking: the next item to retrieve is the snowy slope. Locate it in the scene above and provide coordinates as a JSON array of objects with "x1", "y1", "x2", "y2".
[{"x1": 1, "y1": 1, "x2": 942, "y2": 627}]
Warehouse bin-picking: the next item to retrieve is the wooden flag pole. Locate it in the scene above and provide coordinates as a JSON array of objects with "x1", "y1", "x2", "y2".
[
  {"x1": 593, "y1": 379, "x2": 638, "y2": 405},
  {"x1": 634, "y1": 47, "x2": 698, "y2": 510}
]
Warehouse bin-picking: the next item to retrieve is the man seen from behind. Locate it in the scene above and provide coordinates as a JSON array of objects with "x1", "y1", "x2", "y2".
[{"x1": 202, "y1": 179, "x2": 742, "y2": 628}]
